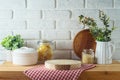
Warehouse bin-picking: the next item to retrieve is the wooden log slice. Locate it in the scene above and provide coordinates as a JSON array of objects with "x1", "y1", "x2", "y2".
[{"x1": 45, "y1": 59, "x2": 81, "y2": 70}]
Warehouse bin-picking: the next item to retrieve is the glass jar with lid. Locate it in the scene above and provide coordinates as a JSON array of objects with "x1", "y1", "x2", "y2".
[
  {"x1": 37, "y1": 40, "x2": 54, "y2": 63},
  {"x1": 82, "y1": 49, "x2": 95, "y2": 64}
]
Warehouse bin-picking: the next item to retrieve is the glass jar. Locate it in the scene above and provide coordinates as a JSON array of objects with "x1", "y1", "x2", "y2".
[
  {"x1": 37, "y1": 40, "x2": 54, "y2": 62},
  {"x1": 82, "y1": 49, "x2": 95, "y2": 64}
]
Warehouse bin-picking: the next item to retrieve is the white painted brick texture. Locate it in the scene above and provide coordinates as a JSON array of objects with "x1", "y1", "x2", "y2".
[
  {"x1": 13, "y1": 30, "x2": 40, "y2": 40},
  {"x1": 0, "y1": 10, "x2": 12, "y2": 19},
  {"x1": 27, "y1": 20, "x2": 55, "y2": 30},
  {"x1": 27, "y1": 0, "x2": 55, "y2": 9},
  {"x1": 56, "y1": 40, "x2": 73, "y2": 50},
  {"x1": 56, "y1": 0, "x2": 84, "y2": 9},
  {"x1": 14, "y1": 10, "x2": 41, "y2": 19},
  {"x1": 0, "y1": 0, "x2": 120, "y2": 60},
  {"x1": 56, "y1": 20, "x2": 81, "y2": 30},
  {"x1": 86, "y1": 0, "x2": 113, "y2": 8},
  {"x1": 0, "y1": 0, "x2": 25, "y2": 9},
  {"x1": 0, "y1": 20, "x2": 26, "y2": 30},
  {"x1": 0, "y1": 31, "x2": 12, "y2": 40},
  {"x1": 114, "y1": 0, "x2": 120, "y2": 8},
  {"x1": 43, "y1": 10, "x2": 70, "y2": 20},
  {"x1": 26, "y1": 40, "x2": 38, "y2": 49},
  {"x1": 104, "y1": 9, "x2": 120, "y2": 20},
  {"x1": 52, "y1": 50, "x2": 71, "y2": 59},
  {"x1": 71, "y1": 9, "x2": 99, "y2": 20},
  {"x1": 42, "y1": 30, "x2": 70, "y2": 40}
]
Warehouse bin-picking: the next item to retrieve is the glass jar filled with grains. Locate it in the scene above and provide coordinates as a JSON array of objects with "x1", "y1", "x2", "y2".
[
  {"x1": 82, "y1": 49, "x2": 95, "y2": 64},
  {"x1": 37, "y1": 40, "x2": 54, "y2": 63}
]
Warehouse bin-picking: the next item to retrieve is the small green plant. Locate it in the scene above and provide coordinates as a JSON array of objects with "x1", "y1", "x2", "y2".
[
  {"x1": 79, "y1": 10, "x2": 115, "y2": 42},
  {"x1": 1, "y1": 35, "x2": 24, "y2": 50}
]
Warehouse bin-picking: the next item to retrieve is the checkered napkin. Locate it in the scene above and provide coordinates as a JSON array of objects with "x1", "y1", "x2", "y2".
[{"x1": 24, "y1": 64, "x2": 95, "y2": 80}]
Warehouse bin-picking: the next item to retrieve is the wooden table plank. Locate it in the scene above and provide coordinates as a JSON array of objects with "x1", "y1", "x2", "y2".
[{"x1": 0, "y1": 61, "x2": 120, "y2": 80}]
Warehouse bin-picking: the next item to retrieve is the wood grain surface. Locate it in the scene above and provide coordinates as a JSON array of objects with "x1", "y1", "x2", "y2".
[
  {"x1": 45, "y1": 59, "x2": 81, "y2": 70},
  {"x1": 0, "y1": 61, "x2": 120, "y2": 80},
  {"x1": 73, "y1": 29, "x2": 96, "y2": 59}
]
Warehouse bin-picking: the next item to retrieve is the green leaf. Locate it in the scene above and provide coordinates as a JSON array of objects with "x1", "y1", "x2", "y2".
[{"x1": 1, "y1": 35, "x2": 24, "y2": 50}]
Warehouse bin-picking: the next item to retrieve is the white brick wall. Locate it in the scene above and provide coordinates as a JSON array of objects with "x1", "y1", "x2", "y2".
[
  {"x1": 0, "y1": 31, "x2": 12, "y2": 40},
  {"x1": 43, "y1": 10, "x2": 70, "y2": 20},
  {"x1": 0, "y1": 0, "x2": 25, "y2": 9},
  {"x1": 86, "y1": 0, "x2": 113, "y2": 8},
  {"x1": 0, "y1": 0, "x2": 120, "y2": 60},
  {"x1": 27, "y1": 0, "x2": 55, "y2": 9},
  {"x1": 13, "y1": 30, "x2": 40, "y2": 40},
  {"x1": 56, "y1": 40, "x2": 73, "y2": 50},
  {"x1": 56, "y1": 20, "x2": 81, "y2": 30},
  {"x1": 104, "y1": 9, "x2": 120, "y2": 20},
  {"x1": 114, "y1": 0, "x2": 120, "y2": 8},
  {"x1": 27, "y1": 20, "x2": 55, "y2": 30},
  {"x1": 71, "y1": 9, "x2": 99, "y2": 20},
  {"x1": 14, "y1": 10, "x2": 41, "y2": 19},
  {"x1": 0, "y1": 20, "x2": 26, "y2": 30},
  {"x1": 56, "y1": 0, "x2": 84, "y2": 9},
  {"x1": 52, "y1": 50, "x2": 71, "y2": 59},
  {"x1": 0, "y1": 10, "x2": 12, "y2": 19},
  {"x1": 42, "y1": 30, "x2": 70, "y2": 40}
]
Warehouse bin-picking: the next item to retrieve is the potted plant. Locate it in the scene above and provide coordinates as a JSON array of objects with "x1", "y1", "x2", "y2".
[
  {"x1": 79, "y1": 10, "x2": 116, "y2": 64},
  {"x1": 0, "y1": 35, "x2": 24, "y2": 62}
]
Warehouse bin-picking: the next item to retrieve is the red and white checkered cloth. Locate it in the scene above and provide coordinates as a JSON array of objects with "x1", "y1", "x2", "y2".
[{"x1": 24, "y1": 64, "x2": 95, "y2": 80}]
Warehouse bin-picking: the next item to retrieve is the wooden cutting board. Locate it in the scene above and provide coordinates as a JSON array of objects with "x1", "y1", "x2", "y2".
[
  {"x1": 73, "y1": 29, "x2": 96, "y2": 59},
  {"x1": 45, "y1": 59, "x2": 81, "y2": 70}
]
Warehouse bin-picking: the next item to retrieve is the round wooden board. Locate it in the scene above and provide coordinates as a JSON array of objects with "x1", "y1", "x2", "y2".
[
  {"x1": 45, "y1": 59, "x2": 81, "y2": 70},
  {"x1": 73, "y1": 29, "x2": 96, "y2": 59}
]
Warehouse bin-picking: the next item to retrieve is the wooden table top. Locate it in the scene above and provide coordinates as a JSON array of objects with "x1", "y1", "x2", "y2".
[{"x1": 0, "y1": 61, "x2": 120, "y2": 80}]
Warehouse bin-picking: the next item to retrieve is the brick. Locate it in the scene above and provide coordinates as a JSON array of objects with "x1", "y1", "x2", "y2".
[
  {"x1": 26, "y1": 40, "x2": 38, "y2": 49},
  {"x1": 0, "y1": 20, "x2": 26, "y2": 30},
  {"x1": 72, "y1": 9, "x2": 99, "y2": 20},
  {"x1": 56, "y1": 40, "x2": 73, "y2": 49},
  {"x1": 71, "y1": 30, "x2": 83, "y2": 39},
  {"x1": 27, "y1": 20, "x2": 55, "y2": 29},
  {"x1": 56, "y1": 0, "x2": 83, "y2": 9},
  {"x1": 115, "y1": 0, "x2": 120, "y2": 8},
  {"x1": 104, "y1": 9, "x2": 120, "y2": 20},
  {"x1": 56, "y1": 20, "x2": 81, "y2": 30},
  {"x1": 111, "y1": 31, "x2": 120, "y2": 38},
  {"x1": 13, "y1": 30, "x2": 40, "y2": 40},
  {"x1": 0, "y1": 0, "x2": 25, "y2": 9},
  {"x1": 42, "y1": 30, "x2": 70, "y2": 40},
  {"x1": 14, "y1": 10, "x2": 41, "y2": 19},
  {"x1": 0, "y1": 10, "x2": 12, "y2": 19},
  {"x1": 86, "y1": 0, "x2": 113, "y2": 8},
  {"x1": 0, "y1": 46, "x2": 6, "y2": 60},
  {"x1": 112, "y1": 41, "x2": 120, "y2": 49},
  {"x1": 23, "y1": 40, "x2": 27, "y2": 47},
  {"x1": 52, "y1": 50, "x2": 71, "y2": 59},
  {"x1": 0, "y1": 31, "x2": 12, "y2": 40},
  {"x1": 112, "y1": 48, "x2": 120, "y2": 60},
  {"x1": 114, "y1": 20, "x2": 120, "y2": 31},
  {"x1": 71, "y1": 51, "x2": 80, "y2": 60},
  {"x1": 43, "y1": 10, "x2": 70, "y2": 20},
  {"x1": 27, "y1": 0, "x2": 54, "y2": 9}
]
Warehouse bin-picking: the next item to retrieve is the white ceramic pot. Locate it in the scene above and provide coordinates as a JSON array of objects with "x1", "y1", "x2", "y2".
[
  {"x1": 12, "y1": 47, "x2": 38, "y2": 65},
  {"x1": 95, "y1": 41, "x2": 115, "y2": 64}
]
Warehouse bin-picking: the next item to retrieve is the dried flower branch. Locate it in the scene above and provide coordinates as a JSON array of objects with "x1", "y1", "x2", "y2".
[{"x1": 79, "y1": 10, "x2": 115, "y2": 42}]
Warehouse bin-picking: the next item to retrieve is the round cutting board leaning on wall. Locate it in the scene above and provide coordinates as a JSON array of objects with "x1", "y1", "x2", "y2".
[
  {"x1": 45, "y1": 59, "x2": 81, "y2": 70},
  {"x1": 73, "y1": 29, "x2": 96, "y2": 59}
]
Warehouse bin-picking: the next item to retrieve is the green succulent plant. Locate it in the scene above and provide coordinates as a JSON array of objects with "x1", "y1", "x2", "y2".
[
  {"x1": 0, "y1": 35, "x2": 24, "y2": 50},
  {"x1": 79, "y1": 10, "x2": 115, "y2": 42}
]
